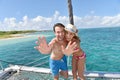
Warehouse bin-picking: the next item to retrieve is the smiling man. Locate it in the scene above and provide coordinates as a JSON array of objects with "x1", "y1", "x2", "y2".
[{"x1": 35, "y1": 23, "x2": 78, "y2": 80}]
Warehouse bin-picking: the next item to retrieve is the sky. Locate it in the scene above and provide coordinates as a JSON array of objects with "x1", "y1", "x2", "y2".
[{"x1": 0, "y1": 0, "x2": 120, "y2": 31}]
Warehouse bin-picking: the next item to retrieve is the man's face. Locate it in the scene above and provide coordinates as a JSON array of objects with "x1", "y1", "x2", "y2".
[{"x1": 54, "y1": 26, "x2": 65, "y2": 41}]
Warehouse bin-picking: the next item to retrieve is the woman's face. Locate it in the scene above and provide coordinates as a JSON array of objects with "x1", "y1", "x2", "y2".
[{"x1": 65, "y1": 31, "x2": 75, "y2": 41}]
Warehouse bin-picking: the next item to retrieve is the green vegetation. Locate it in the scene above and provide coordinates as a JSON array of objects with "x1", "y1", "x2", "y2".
[{"x1": 0, "y1": 30, "x2": 37, "y2": 39}]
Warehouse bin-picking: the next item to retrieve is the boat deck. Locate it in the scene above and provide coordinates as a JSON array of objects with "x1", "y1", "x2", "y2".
[{"x1": 0, "y1": 65, "x2": 120, "y2": 80}]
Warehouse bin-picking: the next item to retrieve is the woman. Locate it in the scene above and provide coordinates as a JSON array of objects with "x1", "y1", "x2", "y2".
[{"x1": 63, "y1": 24, "x2": 86, "y2": 80}]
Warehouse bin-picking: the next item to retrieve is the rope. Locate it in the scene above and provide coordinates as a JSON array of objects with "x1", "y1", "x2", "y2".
[
  {"x1": 33, "y1": 61, "x2": 49, "y2": 67},
  {"x1": 25, "y1": 55, "x2": 49, "y2": 66},
  {"x1": 0, "y1": 55, "x2": 50, "y2": 69},
  {"x1": 0, "y1": 59, "x2": 24, "y2": 65}
]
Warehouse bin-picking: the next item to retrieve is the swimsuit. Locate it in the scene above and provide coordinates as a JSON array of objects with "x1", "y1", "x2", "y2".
[
  {"x1": 73, "y1": 52, "x2": 86, "y2": 60},
  {"x1": 49, "y1": 55, "x2": 68, "y2": 76}
]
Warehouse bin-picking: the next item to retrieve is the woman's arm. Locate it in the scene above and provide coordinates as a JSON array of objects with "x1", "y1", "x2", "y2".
[{"x1": 61, "y1": 41, "x2": 79, "y2": 56}]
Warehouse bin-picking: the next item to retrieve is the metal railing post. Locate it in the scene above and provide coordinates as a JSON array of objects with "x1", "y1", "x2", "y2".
[{"x1": 0, "y1": 61, "x2": 4, "y2": 71}]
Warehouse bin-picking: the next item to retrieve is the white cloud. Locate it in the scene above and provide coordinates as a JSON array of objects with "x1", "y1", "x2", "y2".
[
  {"x1": 75, "y1": 14, "x2": 120, "y2": 28},
  {"x1": 0, "y1": 11, "x2": 120, "y2": 31}
]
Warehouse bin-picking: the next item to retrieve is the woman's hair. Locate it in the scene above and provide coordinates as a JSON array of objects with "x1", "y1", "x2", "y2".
[
  {"x1": 73, "y1": 35, "x2": 81, "y2": 42},
  {"x1": 65, "y1": 29, "x2": 81, "y2": 42}
]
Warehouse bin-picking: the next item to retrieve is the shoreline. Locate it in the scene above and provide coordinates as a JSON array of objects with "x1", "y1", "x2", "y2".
[
  {"x1": 0, "y1": 30, "x2": 37, "y2": 40},
  {"x1": 0, "y1": 34, "x2": 30, "y2": 40},
  {"x1": 0, "y1": 30, "x2": 36, "y2": 38}
]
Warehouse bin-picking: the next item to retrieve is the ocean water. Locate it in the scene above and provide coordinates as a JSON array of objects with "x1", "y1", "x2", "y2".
[{"x1": 0, "y1": 27, "x2": 120, "y2": 72}]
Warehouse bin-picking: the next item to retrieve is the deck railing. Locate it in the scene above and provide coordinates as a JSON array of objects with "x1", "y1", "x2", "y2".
[{"x1": 0, "y1": 55, "x2": 120, "y2": 80}]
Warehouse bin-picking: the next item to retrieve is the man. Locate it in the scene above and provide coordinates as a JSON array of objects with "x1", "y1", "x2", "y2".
[{"x1": 35, "y1": 23, "x2": 78, "y2": 80}]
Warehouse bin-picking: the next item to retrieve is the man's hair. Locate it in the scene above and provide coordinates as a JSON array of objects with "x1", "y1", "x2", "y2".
[{"x1": 53, "y1": 23, "x2": 65, "y2": 32}]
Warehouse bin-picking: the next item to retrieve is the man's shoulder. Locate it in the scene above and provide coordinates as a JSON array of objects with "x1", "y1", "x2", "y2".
[
  {"x1": 51, "y1": 38, "x2": 56, "y2": 43},
  {"x1": 49, "y1": 38, "x2": 56, "y2": 45}
]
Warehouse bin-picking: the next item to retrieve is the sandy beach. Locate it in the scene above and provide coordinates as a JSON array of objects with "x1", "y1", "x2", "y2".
[{"x1": 0, "y1": 34, "x2": 30, "y2": 40}]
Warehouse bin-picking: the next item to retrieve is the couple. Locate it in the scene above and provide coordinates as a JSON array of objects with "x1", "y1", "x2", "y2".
[{"x1": 35, "y1": 23, "x2": 86, "y2": 80}]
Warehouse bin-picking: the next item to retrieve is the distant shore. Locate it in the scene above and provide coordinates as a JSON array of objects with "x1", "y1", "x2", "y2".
[
  {"x1": 0, "y1": 30, "x2": 36, "y2": 39},
  {"x1": 0, "y1": 30, "x2": 52, "y2": 40}
]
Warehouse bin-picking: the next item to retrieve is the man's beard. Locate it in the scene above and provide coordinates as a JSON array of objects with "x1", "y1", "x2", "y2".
[{"x1": 57, "y1": 37, "x2": 64, "y2": 41}]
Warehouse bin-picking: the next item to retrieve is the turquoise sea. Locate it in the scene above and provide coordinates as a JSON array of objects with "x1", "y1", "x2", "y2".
[{"x1": 0, "y1": 27, "x2": 120, "y2": 72}]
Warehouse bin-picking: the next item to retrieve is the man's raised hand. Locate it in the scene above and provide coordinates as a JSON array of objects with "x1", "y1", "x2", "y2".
[{"x1": 34, "y1": 36, "x2": 51, "y2": 54}]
